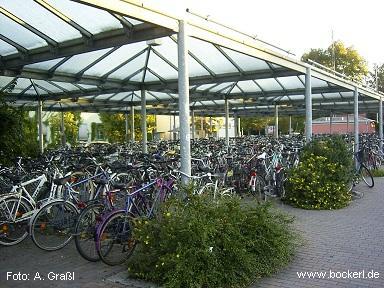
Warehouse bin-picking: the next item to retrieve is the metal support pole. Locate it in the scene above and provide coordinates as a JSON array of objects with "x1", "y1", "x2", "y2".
[
  {"x1": 209, "y1": 116, "x2": 213, "y2": 138},
  {"x1": 125, "y1": 111, "x2": 129, "y2": 144},
  {"x1": 380, "y1": 98, "x2": 383, "y2": 151},
  {"x1": 141, "y1": 88, "x2": 147, "y2": 153},
  {"x1": 178, "y1": 20, "x2": 191, "y2": 183},
  {"x1": 60, "y1": 111, "x2": 66, "y2": 147},
  {"x1": 31, "y1": 79, "x2": 44, "y2": 154},
  {"x1": 347, "y1": 114, "x2": 349, "y2": 134},
  {"x1": 225, "y1": 98, "x2": 229, "y2": 146},
  {"x1": 234, "y1": 113, "x2": 238, "y2": 137},
  {"x1": 330, "y1": 112, "x2": 333, "y2": 134},
  {"x1": 274, "y1": 104, "x2": 279, "y2": 139},
  {"x1": 354, "y1": 86, "x2": 359, "y2": 168},
  {"x1": 191, "y1": 109, "x2": 195, "y2": 140},
  {"x1": 289, "y1": 115, "x2": 292, "y2": 136},
  {"x1": 238, "y1": 117, "x2": 241, "y2": 137},
  {"x1": 37, "y1": 99, "x2": 43, "y2": 154},
  {"x1": 130, "y1": 106, "x2": 135, "y2": 141},
  {"x1": 305, "y1": 66, "x2": 312, "y2": 143},
  {"x1": 173, "y1": 114, "x2": 176, "y2": 140},
  {"x1": 200, "y1": 116, "x2": 204, "y2": 138}
]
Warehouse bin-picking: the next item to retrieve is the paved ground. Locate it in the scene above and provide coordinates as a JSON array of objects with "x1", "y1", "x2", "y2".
[
  {"x1": 253, "y1": 179, "x2": 384, "y2": 288},
  {"x1": 0, "y1": 179, "x2": 383, "y2": 288}
]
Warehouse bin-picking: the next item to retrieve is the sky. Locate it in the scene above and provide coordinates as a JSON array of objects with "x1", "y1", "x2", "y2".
[{"x1": 150, "y1": 0, "x2": 383, "y2": 69}]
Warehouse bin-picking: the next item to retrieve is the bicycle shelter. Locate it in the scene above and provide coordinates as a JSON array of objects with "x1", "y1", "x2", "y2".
[{"x1": 0, "y1": 0, "x2": 383, "y2": 181}]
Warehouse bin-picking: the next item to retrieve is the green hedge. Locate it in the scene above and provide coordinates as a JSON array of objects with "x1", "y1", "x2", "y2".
[
  {"x1": 127, "y1": 195, "x2": 298, "y2": 288},
  {"x1": 284, "y1": 136, "x2": 354, "y2": 209}
]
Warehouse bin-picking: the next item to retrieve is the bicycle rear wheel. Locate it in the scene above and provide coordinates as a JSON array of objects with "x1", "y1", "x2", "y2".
[
  {"x1": 30, "y1": 200, "x2": 79, "y2": 251},
  {"x1": 359, "y1": 164, "x2": 374, "y2": 188},
  {"x1": 96, "y1": 212, "x2": 136, "y2": 266},
  {"x1": 75, "y1": 203, "x2": 105, "y2": 262}
]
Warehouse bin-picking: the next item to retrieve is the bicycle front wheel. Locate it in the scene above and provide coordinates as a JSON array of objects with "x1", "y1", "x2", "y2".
[
  {"x1": 96, "y1": 212, "x2": 136, "y2": 266},
  {"x1": 74, "y1": 203, "x2": 104, "y2": 262},
  {"x1": 0, "y1": 197, "x2": 32, "y2": 246},
  {"x1": 359, "y1": 164, "x2": 374, "y2": 188},
  {"x1": 30, "y1": 200, "x2": 79, "y2": 251}
]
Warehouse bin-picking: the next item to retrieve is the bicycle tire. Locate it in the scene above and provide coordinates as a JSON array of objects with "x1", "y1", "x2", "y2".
[
  {"x1": 0, "y1": 197, "x2": 32, "y2": 246},
  {"x1": 359, "y1": 164, "x2": 374, "y2": 188},
  {"x1": 96, "y1": 211, "x2": 136, "y2": 266},
  {"x1": 74, "y1": 202, "x2": 104, "y2": 262},
  {"x1": 30, "y1": 200, "x2": 79, "y2": 251}
]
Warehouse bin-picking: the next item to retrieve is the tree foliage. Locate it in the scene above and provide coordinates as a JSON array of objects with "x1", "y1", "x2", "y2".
[
  {"x1": 0, "y1": 85, "x2": 39, "y2": 165},
  {"x1": 301, "y1": 41, "x2": 369, "y2": 82},
  {"x1": 47, "y1": 112, "x2": 82, "y2": 147},
  {"x1": 366, "y1": 63, "x2": 384, "y2": 93},
  {"x1": 99, "y1": 113, "x2": 156, "y2": 143},
  {"x1": 240, "y1": 116, "x2": 305, "y2": 135}
]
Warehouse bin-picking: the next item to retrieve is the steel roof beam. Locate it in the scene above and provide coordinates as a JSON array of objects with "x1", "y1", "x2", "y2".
[
  {"x1": 0, "y1": 7, "x2": 58, "y2": 47},
  {"x1": 34, "y1": 0, "x2": 93, "y2": 39},
  {"x1": 0, "y1": 23, "x2": 174, "y2": 69}
]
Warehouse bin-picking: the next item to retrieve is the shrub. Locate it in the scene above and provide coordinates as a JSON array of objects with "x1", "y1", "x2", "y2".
[
  {"x1": 284, "y1": 136, "x2": 354, "y2": 209},
  {"x1": 370, "y1": 168, "x2": 384, "y2": 177},
  {"x1": 127, "y1": 195, "x2": 298, "y2": 288}
]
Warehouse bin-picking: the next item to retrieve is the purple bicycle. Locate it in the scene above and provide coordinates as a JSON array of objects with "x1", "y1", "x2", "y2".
[{"x1": 95, "y1": 177, "x2": 174, "y2": 266}]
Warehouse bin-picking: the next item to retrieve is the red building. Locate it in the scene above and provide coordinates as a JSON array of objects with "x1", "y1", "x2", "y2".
[{"x1": 312, "y1": 114, "x2": 376, "y2": 135}]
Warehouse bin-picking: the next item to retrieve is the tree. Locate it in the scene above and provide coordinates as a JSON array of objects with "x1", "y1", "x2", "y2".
[
  {"x1": 0, "y1": 81, "x2": 38, "y2": 164},
  {"x1": 367, "y1": 63, "x2": 384, "y2": 93},
  {"x1": 240, "y1": 116, "x2": 273, "y2": 135},
  {"x1": 302, "y1": 41, "x2": 369, "y2": 82},
  {"x1": 99, "y1": 113, "x2": 156, "y2": 143},
  {"x1": 47, "y1": 112, "x2": 82, "y2": 147}
]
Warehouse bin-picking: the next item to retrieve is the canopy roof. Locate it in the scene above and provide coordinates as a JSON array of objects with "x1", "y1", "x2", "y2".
[{"x1": 1, "y1": 0, "x2": 382, "y2": 116}]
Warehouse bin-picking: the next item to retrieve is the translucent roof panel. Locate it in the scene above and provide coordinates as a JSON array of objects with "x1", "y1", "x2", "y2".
[
  {"x1": 188, "y1": 38, "x2": 238, "y2": 74},
  {"x1": 144, "y1": 71, "x2": 160, "y2": 82},
  {"x1": 130, "y1": 71, "x2": 145, "y2": 82},
  {"x1": 0, "y1": 40, "x2": 17, "y2": 56},
  {"x1": 108, "y1": 93, "x2": 131, "y2": 101},
  {"x1": 209, "y1": 82, "x2": 234, "y2": 92},
  {"x1": 147, "y1": 51, "x2": 178, "y2": 79},
  {"x1": 76, "y1": 83, "x2": 98, "y2": 89},
  {"x1": 237, "y1": 80, "x2": 262, "y2": 93},
  {"x1": 188, "y1": 56, "x2": 212, "y2": 77},
  {"x1": 48, "y1": 0, "x2": 122, "y2": 34},
  {"x1": 0, "y1": 15, "x2": 47, "y2": 50},
  {"x1": 123, "y1": 16, "x2": 143, "y2": 26},
  {"x1": 2, "y1": 0, "x2": 81, "y2": 42},
  {"x1": 151, "y1": 37, "x2": 178, "y2": 66},
  {"x1": 144, "y1": 92, "x2": 156, "y2": 101},
  {"x1": 25, "y1": 58, "x2": 65, "y2": 70},
  {"x1": 51, "y1": 81, "x2": 80, "y2": 91},
  {"x1": 255, "y1": 79, "x2": 283, "y2": 91},
  {"x1": 109, "y1": 52, "x2": 146, "y2": 80},
  {"x1": 11, "y1": 78, "x2": 33, "y2": 94},
  {"x1": 149, "y1": 91, "x2": 173, "y2": 100},
  {"x1": 33, "y1": 80, "x2": 64, "y2": 93},
  {"x1": 196, "y1": 84, "x2": 219, "y2": 91},
  {"x1": 220, "y1": 47, "x2": 270, "y2": 71},
  {"x1": 323, "y1": 92, "x2": 343, "y2": 99},
  {"x1": 277, "y1": 76, "x2": 305, "y2": 90},
  {"x1": 0, "y1": 76, "x2": 15, "y2": 88},
  {"x1": 55, "y1": 49, "x2": 113, "y2": 74},
  {"x1": 298, "y1": 75, "x2": 329, "y2": 88},
  {"x1": 93, "y1": 94, "x2": 114, "y2": 100},
  {"x1": 229, "y1": 86, "x2": 242, "y2": 94},
  {"x1": 84, "y1": 43, "x2": 147, "y2": 77},
  {"x1": 340, "y1": 91, "x2": 354, "y2": 98}
]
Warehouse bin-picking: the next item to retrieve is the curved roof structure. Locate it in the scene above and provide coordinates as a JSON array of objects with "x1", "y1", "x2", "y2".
[{"x1": 0, "y1": 0, "x2": 382, "y2": 116}]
